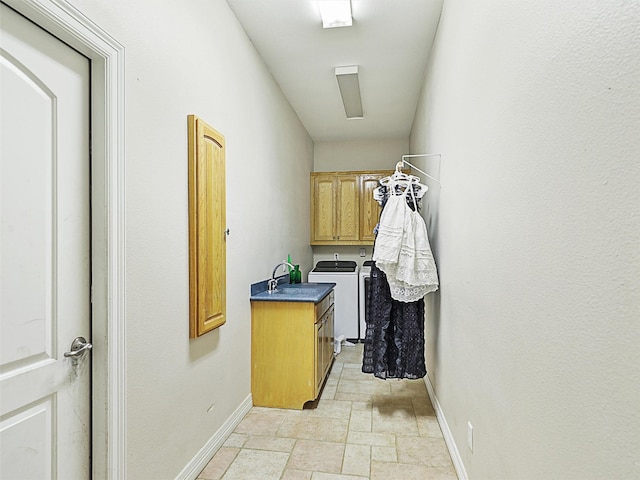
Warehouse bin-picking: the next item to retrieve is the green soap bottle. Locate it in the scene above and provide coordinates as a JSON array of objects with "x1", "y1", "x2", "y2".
[{"x1": 293, "y1": 265, "x2": 301, "y2": 284}]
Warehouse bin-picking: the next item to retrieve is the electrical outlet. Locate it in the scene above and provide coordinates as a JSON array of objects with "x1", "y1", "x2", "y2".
[
  {"x1": 359, "y1": 248, "x2": 366, "y2": 257},
  {"x1": 334, "y1": 253, "x2": 339, "y2": 260},
  {"x1": 467, "y1": 421, "x2": 473, "y2": 452}
]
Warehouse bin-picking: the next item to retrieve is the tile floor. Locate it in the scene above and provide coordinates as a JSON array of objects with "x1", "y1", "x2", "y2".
[{"x1": 197, "y1": 343, "x2": 458, "y2": 480}]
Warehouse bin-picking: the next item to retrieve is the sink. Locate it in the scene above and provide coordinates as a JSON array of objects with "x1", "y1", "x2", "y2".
[
  {"x1": 250, "y1": 282, "x2": 336, "y2": 303},
  {"x1": 270, "y1": 287, "x2": 319, "y2": 295}
]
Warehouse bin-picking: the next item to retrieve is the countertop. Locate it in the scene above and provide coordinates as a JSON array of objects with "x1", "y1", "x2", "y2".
[{"x1": 250, "y1": 280, "x2": 335, "y2": 303}]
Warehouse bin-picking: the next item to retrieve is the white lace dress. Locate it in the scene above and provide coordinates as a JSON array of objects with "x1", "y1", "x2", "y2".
[{"x1": 372, "y1": 187, "x2": 439, "y2": 302}]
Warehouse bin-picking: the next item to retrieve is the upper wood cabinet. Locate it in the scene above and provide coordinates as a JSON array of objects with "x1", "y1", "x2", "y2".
[
  {"x1": 310, "y1": 170, "x2": 390, "y2": 245},
  {"x1": 359, "y1": 174, "x2": 385, "y2": 243},
  {"x1": 336, "y1": 175, "x2": 360, "y2": 242},
  {"x1": 311, "y1": 173, "x2": 359, "y2": 244}
]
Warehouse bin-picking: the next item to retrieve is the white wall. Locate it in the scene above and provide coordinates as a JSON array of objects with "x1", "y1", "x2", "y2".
[
  {"x1": 314, "y1": 138, "x2": 408, "y2": 172},
  {"x1": 65, "y1": 0, "x2": 313, "y2": 477},
  {"x1": 411, "y1": 1, "x2": 640, "y2": 478}
]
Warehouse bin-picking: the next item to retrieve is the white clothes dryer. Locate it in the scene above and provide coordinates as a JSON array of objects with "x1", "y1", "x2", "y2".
[{"x1": 359, "y1": 260, "x2": 373, "y2": 342}]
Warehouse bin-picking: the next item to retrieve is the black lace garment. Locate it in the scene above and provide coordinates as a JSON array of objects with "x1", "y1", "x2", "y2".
[{"x1": 361, "y1": 262, "x2": 426, "y2": 379}]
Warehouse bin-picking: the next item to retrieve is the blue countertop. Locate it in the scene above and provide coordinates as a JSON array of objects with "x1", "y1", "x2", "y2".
[{"x1": 250, "y1": 280, "x2": 335, "y2": 303}]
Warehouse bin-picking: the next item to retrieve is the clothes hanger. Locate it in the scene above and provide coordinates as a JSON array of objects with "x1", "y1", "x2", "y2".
[
  {"x1": 380, "y1": 162, "x2": 405, "y2": 185},
  {"x1": 393, "y1": 161, "x2": 410, "y2": 179},
  {"x1": 391, "y1": 162, "x2": 428, "y2": 196},
  {"x1": 375, "y1": 162, "x2": 429, "y2": 199}
]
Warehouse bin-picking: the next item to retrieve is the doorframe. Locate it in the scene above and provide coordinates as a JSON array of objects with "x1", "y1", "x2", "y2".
[{"x1": 1, "y1": 0, "x2": 127, "y2": 478}]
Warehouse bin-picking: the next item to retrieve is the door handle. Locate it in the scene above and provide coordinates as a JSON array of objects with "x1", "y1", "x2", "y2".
[{"x1": 64, "y1": 336, "x2": 93, "y2": 357}]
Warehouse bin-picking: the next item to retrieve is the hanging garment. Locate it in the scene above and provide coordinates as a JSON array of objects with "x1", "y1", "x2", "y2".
[
  {"x1": 374, "y1": 183, "x2": 424, "y2": 210},
  {"x1": 362, "y1": 261, "x2": 426, "y2": 379},
  {"x1": 372, "y1": 184, "x2": 438, "y2": 302}
]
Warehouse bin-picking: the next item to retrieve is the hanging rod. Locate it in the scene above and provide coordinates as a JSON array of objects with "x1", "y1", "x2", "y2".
[{"x1": 396, "y1": 153, "x2": 442, "y2": 186}]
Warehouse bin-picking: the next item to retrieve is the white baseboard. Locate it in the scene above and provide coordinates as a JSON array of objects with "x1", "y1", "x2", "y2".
[
  {"x1": 176, "y1": 394, "x2": 253, "y2": 480},
  {"x1": 424, "y1": 376, "x2": 469, "y2": 480}
]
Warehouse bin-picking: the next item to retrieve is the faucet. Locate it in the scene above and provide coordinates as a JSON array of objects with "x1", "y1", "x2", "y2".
[{"x1": 268, "y1": 261, "x2": 295, "y2": 292}]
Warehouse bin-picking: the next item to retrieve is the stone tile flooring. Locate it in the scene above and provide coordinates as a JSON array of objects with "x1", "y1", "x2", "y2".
[{"x1": 197, "y1": 344, "x2": 458, "y2": 480}]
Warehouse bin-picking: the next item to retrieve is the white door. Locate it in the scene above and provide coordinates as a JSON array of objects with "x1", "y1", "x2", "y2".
[{"x1": 0, "y1": 4, "x2": 91, "y2": 479}]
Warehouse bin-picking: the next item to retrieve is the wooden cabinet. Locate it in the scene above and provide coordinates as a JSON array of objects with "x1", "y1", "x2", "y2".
[
  {"x1": 359, "y1": 174, "x2": 385, "y2": 243},
  {"x1": 251, "y1": 291, "x2": 334, "y2": 409},
  {"x1": 310, "y1": 171, "x2": 390, "y2": 245},
  {"x1": 310, "y1": 174, "x2": 359, "y2": 243},
  {"x1": 316, "y1": 304, "x2": 334, "y2": 393}
]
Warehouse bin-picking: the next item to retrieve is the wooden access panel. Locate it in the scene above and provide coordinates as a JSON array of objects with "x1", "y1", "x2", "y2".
[{"x1": 188, "y1": 115, "x2": 226, "y2": 337}]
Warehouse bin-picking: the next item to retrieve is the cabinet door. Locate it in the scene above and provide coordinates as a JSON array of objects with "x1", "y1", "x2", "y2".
[
  {"x1": 188, "y1": 115, "x2": 226, "y2": 337},
  {"x1": 324, "y1": 306, "x2": 335, "y2": 378},
  {"x1": 311, "y1": 175, "x2": 336, "y2": 242},
  {"x1": 252, "y1": 301, "x2": 318, "y2": 409},
  {"x1": 360, "y1": 174, "x2": 384, "y2": 243},
  {"x1": 335, "y1": 175, "x2": 359, "y2": 241},
  {"x1": 315, "y1": 318, "x2": 324, "y2": 394}
]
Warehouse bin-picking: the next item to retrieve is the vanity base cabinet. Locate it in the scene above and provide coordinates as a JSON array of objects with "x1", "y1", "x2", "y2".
[{"x1": 251, "y1": 292, "x2": 334, "y2": 409}]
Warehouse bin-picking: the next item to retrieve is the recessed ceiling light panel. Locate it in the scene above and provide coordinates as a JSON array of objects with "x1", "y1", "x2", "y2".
[{"x1": 318, "y1": 0, "x2": 352, "y2": 28}]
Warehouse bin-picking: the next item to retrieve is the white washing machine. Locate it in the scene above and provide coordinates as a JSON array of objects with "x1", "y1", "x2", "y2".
[
  {"x1": 308, "y1": 261, "x2": 359, "y2": 341},
  {"x1": 359, "y1": 260, "x2": 373, "y2": 342}
]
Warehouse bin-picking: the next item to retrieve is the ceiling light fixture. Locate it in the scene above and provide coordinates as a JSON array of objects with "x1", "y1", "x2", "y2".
[
  {"x1": 335, "y1": 66, "x2": 363, "y2": 119},
  {"x1": 318, "y1": 0, "x2": 352, "y2": 28}
]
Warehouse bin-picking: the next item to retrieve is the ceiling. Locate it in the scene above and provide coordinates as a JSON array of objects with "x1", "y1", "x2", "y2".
[{"x1": 225, "y1": 0, "x2": 443, "y2": 143}]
